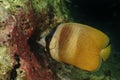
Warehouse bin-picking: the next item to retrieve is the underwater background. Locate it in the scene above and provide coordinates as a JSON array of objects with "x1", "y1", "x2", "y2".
[
  {"x1": 65, "y1": 0, "x2": 120, "y2": 80},
  {"x1": 67, "y1": 0, "x2": 120, "y2": 51},
  {"x1": 0, "y1": 0, "x2": 119, "y2": 79}
]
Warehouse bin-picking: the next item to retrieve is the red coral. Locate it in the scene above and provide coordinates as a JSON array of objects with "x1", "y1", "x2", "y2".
[{"x1": 10, "y1": 2, "x2": 55, "y2": 80}]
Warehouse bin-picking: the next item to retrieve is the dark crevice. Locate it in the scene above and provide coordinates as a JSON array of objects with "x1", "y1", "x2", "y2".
[
  {"x1": 27, "y1": 28, "x2": 47, "y2": 67},
  {"x1": 10, "y1": 54, "x2": 20, "y2": 80},
  {"x1": 27, "y1": 22, "x2": 60, "y2": 70}
]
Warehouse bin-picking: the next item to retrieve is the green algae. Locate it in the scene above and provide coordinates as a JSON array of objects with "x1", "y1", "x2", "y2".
[
  {"x1": 0, "y1": 0, "x2": 10, "y2": 9},
  {"x1": 0, "y1": 46, "x2": 14, "y2": 80},
  {"x1": 31, "y1": 0, "x2": 69, "y2": 22},
  {"x1": 8, "y1": 0, "x2": 29, "y2": 13}
]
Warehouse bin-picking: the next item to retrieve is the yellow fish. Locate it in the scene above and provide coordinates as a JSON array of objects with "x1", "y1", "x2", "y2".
[{"x1": 49, "y1": 23, "x2": 111, "y2": 72}]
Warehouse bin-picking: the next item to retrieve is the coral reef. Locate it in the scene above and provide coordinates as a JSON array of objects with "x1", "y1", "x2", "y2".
[
  {"x1": 0, "y1": 0, "x2": 68, "y2": 79},
  {"x1": 0, "y1": 0, "x2": 70, "y2": 79},
  {"x1": 0, "y1": 5, "x2": 16, "y2": 79}
]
